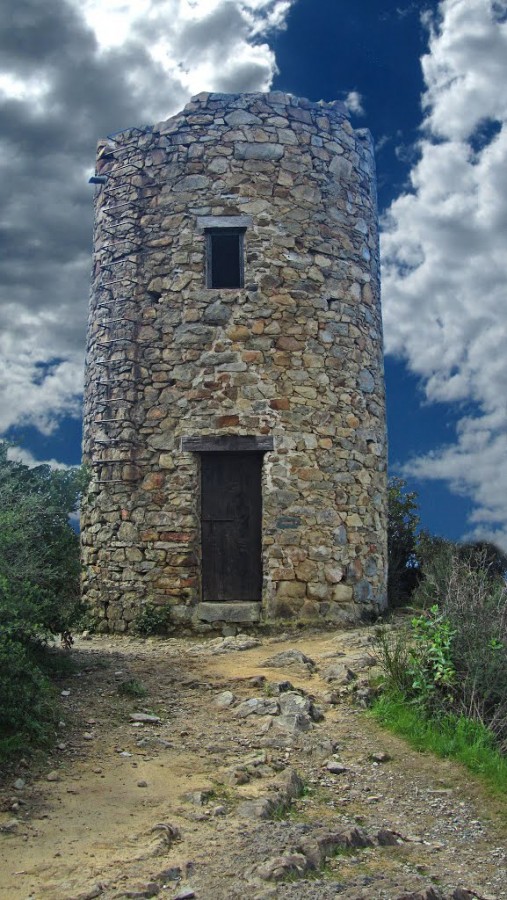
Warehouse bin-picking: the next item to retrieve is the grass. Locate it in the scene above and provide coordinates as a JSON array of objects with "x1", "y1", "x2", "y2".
[
  {"x1": 370, "y1": 691, "x2": 507, "y2": 796},
  {"x1": 270, "y1": 797, "x2": 294, "y2": 820},
  {"x1": 117, "y1": 677, "x2": 147, "y2": 698}
]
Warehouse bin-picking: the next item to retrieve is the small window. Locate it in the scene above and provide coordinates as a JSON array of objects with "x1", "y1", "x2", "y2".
[{"x1": 206, "y1": 228, "x2": 244, "y2": 289}]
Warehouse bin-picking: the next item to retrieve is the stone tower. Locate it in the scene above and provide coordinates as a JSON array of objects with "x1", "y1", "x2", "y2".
[{"x1": 81, "y1": 91, "x2": 387, "y2": 633}]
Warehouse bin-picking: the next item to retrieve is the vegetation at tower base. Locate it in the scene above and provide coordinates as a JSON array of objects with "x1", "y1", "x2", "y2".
[
  {"x1": 376, "y1": 491, "x2": 507, "y2": 787},
  {"x1": 0, "y1": 443, "x2": 85, "y2": 758},
  {"x1": 387, "y1": 477, "x2": 420, "y2": 607},
  {"x1": 387, "y1": 476, "x2": 507, "y2": 610}
]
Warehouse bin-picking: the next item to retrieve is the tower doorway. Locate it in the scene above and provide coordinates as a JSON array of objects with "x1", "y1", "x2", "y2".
[{"x1": 201, "y1": 452, "x2": 262, "y2": 602}]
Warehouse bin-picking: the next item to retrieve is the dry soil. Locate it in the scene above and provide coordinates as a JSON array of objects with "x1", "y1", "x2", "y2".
[{"x1": 0, "y1": 625, "x2": 506, "y2": 900}]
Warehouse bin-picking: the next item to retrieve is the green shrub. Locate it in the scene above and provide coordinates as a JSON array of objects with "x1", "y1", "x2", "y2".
[
  {"x1": 0, "y1": 443, "x2": 86, "y2": 759},
  {"x1": 133, "y1": 602, "x2": 172, "y2": 635},
  {"x1": 0, "y1": 637, "x2": 58, "y2": 755},
  {"x1": 373, "y1": 624, "x2": 414, "y2": 696},
  {"x1": 376, "y1": 545, "x2": 507, "y2": 752},
  {"x1": 416, "y1": 545, "x2": 507, "y2": 745},
  {"x1": 117, "y1": 677, "x2": 147, "y2": 698},
  {"x1": 387, "y1": 478, "x2": 420, "y2": 607},
  {"x1": 0, "y1": 444, "x2": 86, "y2": 644},
  {"x1": 409, "y1": 605, "x2": 456, "y2": 708},
  {"x1": 375, "y1": 607, "x2": 456, "y2": 711}
]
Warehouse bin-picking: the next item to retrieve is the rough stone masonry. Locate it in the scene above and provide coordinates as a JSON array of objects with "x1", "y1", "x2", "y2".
[{"x1": 81, "y1": 91, "x2": 387, "y2": 632}]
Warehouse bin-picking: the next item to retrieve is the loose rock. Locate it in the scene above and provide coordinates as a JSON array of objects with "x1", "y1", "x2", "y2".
[
  {"x1": 262, "y1": 650, "x2": 316, "y2": 672},
  {"x1": 130, "y1": 713, "x2": 161, "y2": 724}
]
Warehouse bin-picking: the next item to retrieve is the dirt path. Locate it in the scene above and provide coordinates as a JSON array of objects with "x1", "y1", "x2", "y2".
[{"x1": 1, "y1": 627, "x2": 506, "y2": 900}]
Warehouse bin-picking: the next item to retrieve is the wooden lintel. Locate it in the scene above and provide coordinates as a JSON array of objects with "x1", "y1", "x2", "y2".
[{"x1": 181, "y1": 435, "x2": 274, "y2": 453}]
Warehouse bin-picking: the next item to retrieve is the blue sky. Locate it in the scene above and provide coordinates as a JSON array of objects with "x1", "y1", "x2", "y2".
[{"x1": 1, "y1": 0, "x2": 506, "y2": 547}]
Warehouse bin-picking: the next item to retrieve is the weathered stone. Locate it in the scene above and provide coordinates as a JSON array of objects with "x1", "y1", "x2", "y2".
[
  {"x1": 323, "y1": 663, "x2": 356, "y2": 684},
  {"x1": 225, "y1": 109, "x2": 262, "y2": 126},
  {"x1": 354, "y1": 579, "x2": 373, "y2": 602},
  {"x1": 207, "y1": 157, "x2": 228, "y2": 174},
  {"x1": 324, "y1": 565, "x2": 343, "y2": 584},
  {"x1": 236, "y1": 798, "x2": 275, "y2": 819},
  {"x1": 202, "y1": 301, "x2": 231, "y2": 325},
  {"x1": 332, "y1": 584, "x2": 354, "y2": 603},
  {"x1": 174, "y1": 324, "x2": 214, "y2": 345},
  {"x1": 173, "y1": 888, "x2": 195, "y2": 900},
  {"x1": 262, "y1": 649, "x2": 316, "y2": 672},
  {"x1": 118, "y1": 522, "x2": 138, "y2": 542},
  {"x1": 325, "y1": 760, "x2": 348, "y2": 774},
  {"x1": 214, "y1": 690, "x2": 236, "y2": 708},
  {"x1": 234, "y1": 142, "x2": 284, "y2": 160},
  {"x1": 329, "y1": 155, "x2": 353, "y2": 179},
  {"x1": 173, "y1": 174, "x2": 209, "y2": 191},
  {"x1": 276, "y1": 767, "x2": 305, "y2": 800},
  {"x1": 298, "y1": 827, "x2": 374, "y2": 870},
  {"x1": 196, "y1": 602, "x2": 260, "y2": 623},
  {"x1": 275, "y1": 581, "x2": 306, "y2": 600},
  {"x1": 130, "y1": 713, "x2": 161, "y2": 724},
  {"x1": 234, "y1": 697, "x2": 280, "y2": 718},
  {"x1": 377, "y1": 828, "x2": 402, "y2": 846},
  {"x1": 274, "y1": 711, "x2": 312, "y2": 734},
  {"x1": 256, "y1": 853, "x2": 308, "y2": 881},
  {"x1": 278, "y1": 691, "x2": 312, "y2": 717},
  {"x1": 358, "y1": 368, "x2": 375, "y2": 392}
]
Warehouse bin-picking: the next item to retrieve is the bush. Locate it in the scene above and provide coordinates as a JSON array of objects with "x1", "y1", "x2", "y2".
[
  {"x1": 425, "y1": 551, "x2": 507, "y2": 749},
  {"x1": 387, "y1": 478, "x2": 420, "y2": 607},
  {"x1": 117, "y1": 677, "x2": 147, "y2": 698},
  {"x1": 409, "y1": 605, "x2": 456, "y2": 709},
  {"x1": 0, "y1": 444, "x2": 85, "y2": 644},
  {"x1": 415, "y1": 533, "x2": 507, "y2": 607},
  {"x1": 376, "y1": 546, "x2": 507, "y2": 752},
  {"x1": 374, "y1": 607, "x2": 456, "y2": 712},
  {"x1": 0, "y1": 442, "x2": 85, "y2": 758},
  {"x1": 0, "y1": 637, "x2": 58, "y2": 754},
  {"x1": 133, "y1": 602, "x2": 173, "y2": 635}
]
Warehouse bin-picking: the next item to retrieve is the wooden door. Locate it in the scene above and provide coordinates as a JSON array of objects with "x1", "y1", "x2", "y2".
[{"x1": 201, "y1": 452, "x2": 262, "y2": 602}]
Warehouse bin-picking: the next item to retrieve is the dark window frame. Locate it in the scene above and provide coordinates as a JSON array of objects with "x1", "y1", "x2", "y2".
[{"x1": 205, "y1": 227, "x2": 246, "y2": 289}]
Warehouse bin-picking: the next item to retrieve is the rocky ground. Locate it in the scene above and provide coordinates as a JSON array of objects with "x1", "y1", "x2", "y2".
[{"x1": 0, "y1": 625, "x2": 506, "y2": 900}]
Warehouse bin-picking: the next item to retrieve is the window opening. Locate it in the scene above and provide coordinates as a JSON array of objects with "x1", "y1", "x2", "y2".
[{"x1": 206, "y1": 228, "x2": 244, "y2": 289}]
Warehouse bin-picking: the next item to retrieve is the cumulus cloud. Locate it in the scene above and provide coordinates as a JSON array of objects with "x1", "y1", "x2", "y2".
[
  {"x1": 382, "y1": 0, "x2": 507, "y2": 547},
  {"x1": 343, "y1": 90, "x2": 364, "y2": 116},
  {"x1": 6, "y1": 445, "x2": 72, "y2": 471},
  {"x1": 0, "y1": 0, "x2": 294, "y2": 434}
]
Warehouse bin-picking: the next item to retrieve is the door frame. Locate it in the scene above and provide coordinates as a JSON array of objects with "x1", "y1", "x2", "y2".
[
  {"x1": 180, "y1": 434, "x2": 274, "y2": 606},
  {"x1": 200, "y1": 451, "x2": 262, "y2": 602}
]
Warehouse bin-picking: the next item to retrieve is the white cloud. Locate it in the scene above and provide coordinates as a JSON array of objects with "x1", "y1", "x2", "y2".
[
  {"x1": 343, "y1": 90, "x2": 364, "y2": 116},
  {"x1": 6, "y1": 445, "x2": 72, "y2": 470},
  {"x1": 71, "y1": 0, "x2": 288, "y2": 97},
  {"x1": 421, "y1": 0, "x2": 507, "y2": 141},
  {"x1": 0, "y1": 0, "x2": 295, "y2": 436},
  {"x1": 382, "y1": 0, "x2": 507, "y2": 548}
]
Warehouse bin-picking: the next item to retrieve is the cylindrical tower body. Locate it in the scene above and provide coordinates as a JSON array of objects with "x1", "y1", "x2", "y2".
[{"x1": 81, "y1": 91, "x2": 387, "y2": 632}]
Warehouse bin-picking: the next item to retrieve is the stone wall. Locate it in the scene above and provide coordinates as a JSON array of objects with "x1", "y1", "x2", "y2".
[{"x1": 81, "y1": 91, "x2": 387, "y2": 632}]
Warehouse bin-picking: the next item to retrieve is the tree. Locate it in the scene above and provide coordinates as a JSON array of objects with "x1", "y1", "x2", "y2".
[
  {"x1": 0, "y1": 443, "x2": 86, "y2": 752},
  {"x1": 414, "y1": 531, "x2": 507, "y2": 608},
  {"x1": 0, "y1": 443, "x2": 84, "y2": 644},
  {"x1": 387, "y1": 477, "x2": 420, "y2": 607},
  {"x1": 457, "y1": 540, "x2": 507, "y2": 582}
]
